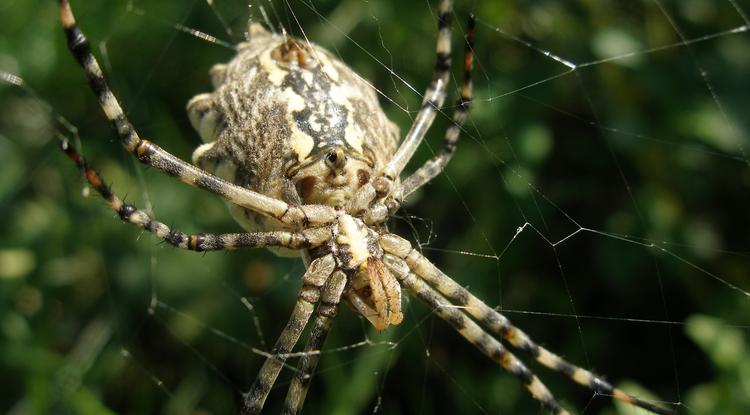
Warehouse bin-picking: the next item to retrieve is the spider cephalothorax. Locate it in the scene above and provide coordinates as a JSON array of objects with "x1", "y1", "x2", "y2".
[{"x1": 57, "y1": 0, "x2": 671, "y2": 413}]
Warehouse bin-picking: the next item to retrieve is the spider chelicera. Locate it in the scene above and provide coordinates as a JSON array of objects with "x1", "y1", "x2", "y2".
[{"x1": 57, "y1": 0, "x2": 670, "y2": 413}]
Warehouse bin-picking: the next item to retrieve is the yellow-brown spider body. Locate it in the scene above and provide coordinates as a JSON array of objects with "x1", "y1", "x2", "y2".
[
  {"x1": 57, "y1": 0, "x2": 670, "y2": 413},
  {"x1": 188, "y1": 24, "x2": 400, "y2": 230}
]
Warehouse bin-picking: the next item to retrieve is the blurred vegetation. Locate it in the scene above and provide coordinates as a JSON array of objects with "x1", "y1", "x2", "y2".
[{"x1": 1, "y1": 0, "x2": 749, "y2": 414}]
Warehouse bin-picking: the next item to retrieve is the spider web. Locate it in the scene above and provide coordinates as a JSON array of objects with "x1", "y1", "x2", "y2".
[{"x1": 1, "y1": 0, "x2": 749, "y2": 413}]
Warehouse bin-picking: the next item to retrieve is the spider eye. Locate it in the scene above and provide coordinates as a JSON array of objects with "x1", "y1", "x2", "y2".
[
  {"x1": 295, "y1": 176, "x2": 317, "y2": 200},
  {"x1": 357, "y1": 169, "x2": 370, "y2": 186},
  {"x1": 325, "y1": 147, "x2": 346, "y2": 170}
]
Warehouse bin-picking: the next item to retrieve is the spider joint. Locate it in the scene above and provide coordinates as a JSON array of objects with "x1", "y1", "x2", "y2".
[
  {"x1": 362, "y1": 204, "x2": 388, "y2": 225},
  {"x1": 379, "y1": 234, "x2": 411, "y2": 258},
  {"x1": 381, "y1": 254, "x2": 409, "y2": 279},
  {"x1": 299, "y1": 287, "x2": 320, "y2": 304},
  {"x1": 347, "y1": 183, "x2": 376, "y2": 214},
  {"x1": 134, "y1": 139, "x2": 154, "y2": 163},
  {"x1": 303, "y1": 254, "x2": 336, "y2": 288}
]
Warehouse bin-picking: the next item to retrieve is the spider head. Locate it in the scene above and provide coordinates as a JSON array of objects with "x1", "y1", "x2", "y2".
[{"x1": 289, "y1": 145, "x2": 373, "y2": 208}]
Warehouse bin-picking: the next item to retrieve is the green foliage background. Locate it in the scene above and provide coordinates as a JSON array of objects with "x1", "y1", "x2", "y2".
[{"x1": 1, "y1": 0, "x2": 748, "y2": 414}]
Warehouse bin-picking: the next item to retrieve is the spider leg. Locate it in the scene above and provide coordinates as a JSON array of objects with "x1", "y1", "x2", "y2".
[
  {"x1": 358, "y1": 13, "x2": 473, "y2": 226},
  {"x1": 58, "y1": 138, "x2": 331, "y2": 251},
  {"x1": 57, "y1": 0, "x2": 336, "y2": 228},
  {"x1": 383, "y1": 0, "x2": 454, "y2": 180},
  {"x1": 242, "y1": 255, "x2": 336, "y2": 415},
  {"x1": 346, "y1": 290, "x2": 385, "y2": 329},
  {"x1": 282, "y1": 270, "x2": 347, "y2": 415},
  {"x1": 401, "y1": 14, "x2": 475, "y2": 199},
  {"x1": 380, "y1": 234, "x2": 671, "y2": 415},
  {"x1": 381, "y1": 253, "x2": 569, "y2": 415}
]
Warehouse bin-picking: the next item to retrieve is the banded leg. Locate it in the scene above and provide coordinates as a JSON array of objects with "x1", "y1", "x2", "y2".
[
  {"x1": 383, "y1": 0, "x2": 454, "y2": 180},
  {"x1": 58, "y1": 0, "x2": 335, "y2": 228},
  {"x1": 401, "y1": 14, "x2": 475, "y2": 198},
  {"x1": 242, "y1": 255, "x2": 336, "y2": 415},
  {"x1": 282, "y1": 270, "x2": 347, "y2": 415},
  {"x1": 380, "y1": 234, "x2": 670, "y2": 415},
  {"x1": 358, "y1": 13, "x2": 473, "y2": 226},
  {"x1": 59, "y1": 138, "x2": 332, "y2": 251},
  {"x1": 382, "y1": 254, "x2": 569, "y2": 415}
]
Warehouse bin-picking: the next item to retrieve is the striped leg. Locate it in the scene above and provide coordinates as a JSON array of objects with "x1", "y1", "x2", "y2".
[
  {"x1": 242, "y1": 255, "x2": 336, "y2": 415},
  {"x1": 282, "y1": 270, "x2": 347, "y2": 415},
  {"x1": 59, "y1": 138, "x2": 332, "y2": 251},
  {"x1": 358, "y1": 12, "x2": 472, "y2": 226},
  {"x1": 401, "y1": 14, "x2": 475, "y2": 199},
  {"x1": 380, "y1": 234, "x2": 671, "y2": 415},
  {"x1": 382, "y1": 253, "x2": 569, "y2": 415},
  {"x1": 58, "y1": 0, "x2": 335, "y2": 228},
  {"x1": 383, "y1": 0, "x2": 454, "y2": 180}
]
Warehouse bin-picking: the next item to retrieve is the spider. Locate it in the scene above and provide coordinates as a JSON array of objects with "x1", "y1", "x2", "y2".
[{"x1": 57, "y1": 0, "x2": 670, "y2": 413}]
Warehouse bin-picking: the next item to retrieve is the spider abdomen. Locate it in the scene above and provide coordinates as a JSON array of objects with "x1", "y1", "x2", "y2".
[{"x1": 187, "y1": 24, "x2": 400, "y2": 235}]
